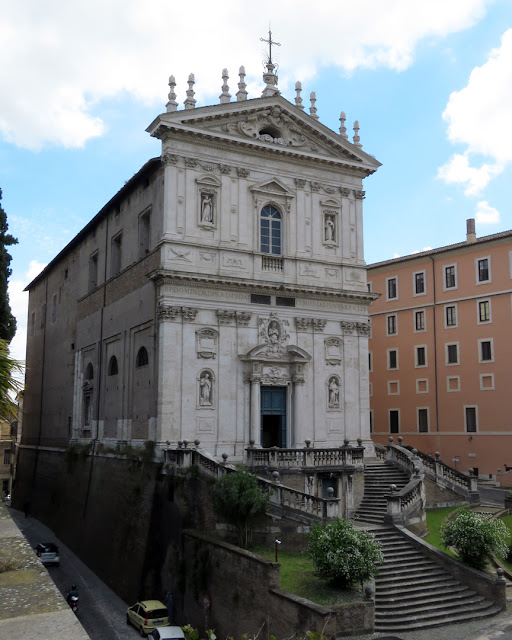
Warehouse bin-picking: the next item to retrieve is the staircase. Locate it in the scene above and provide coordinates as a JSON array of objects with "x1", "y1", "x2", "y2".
[
  {"x1": 354, "y1": 460, "x2": 409, "y2": 524},
  {"x1": 368, "y1": 525, "x2": 502, "y2": 632}
]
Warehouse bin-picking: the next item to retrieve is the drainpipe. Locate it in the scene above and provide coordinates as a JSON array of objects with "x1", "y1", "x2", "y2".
[{"x1": 429, "y1": 255, "x2": 440, "y2": 432}]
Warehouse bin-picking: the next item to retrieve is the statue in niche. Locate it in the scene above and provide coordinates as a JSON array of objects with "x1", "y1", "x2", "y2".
[
  {"x1": 324, "y1": 214, "x2": 335, "y2": 242},
  {"x1": 268, "y1": 320, "x2": 280, "y2": 345},
  {"x1": 201, "y1": 193, "x2": 214, "y2": 224},
  {"x1": 200, "y1": 372, "x2": 212, "y2": 406},
  {"x1": 328, "y1": 377, "x2": 340, "y2": 408}
]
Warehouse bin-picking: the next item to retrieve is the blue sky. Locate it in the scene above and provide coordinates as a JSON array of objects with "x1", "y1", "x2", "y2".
[{"x1": 2, "y1": 0, "x2": 512, "y2": 362}]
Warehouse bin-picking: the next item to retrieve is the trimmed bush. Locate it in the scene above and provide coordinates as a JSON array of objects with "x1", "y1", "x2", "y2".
[
  {"x1": 308, "y1": 517, "x2": 383, "y2": 588},
  {"x1": 440, "y1": 507, "x2": 510, "y2": 570}
]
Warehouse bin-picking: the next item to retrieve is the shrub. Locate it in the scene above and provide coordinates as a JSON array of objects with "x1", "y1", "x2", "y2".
[
  {"x1": 440, "y1": 507, "x2": 510, "y2": 570},
  {"x1": 308, "y1": 518, "x2": 383, "y2": 588},
  {"x1": 213, "y1": 468, "x2": 269, "y2": 548}
]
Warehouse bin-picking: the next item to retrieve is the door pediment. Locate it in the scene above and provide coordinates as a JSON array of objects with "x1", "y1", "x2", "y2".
[{"x1": 241, "y1": 344, "x2": 311, "y2": 363}]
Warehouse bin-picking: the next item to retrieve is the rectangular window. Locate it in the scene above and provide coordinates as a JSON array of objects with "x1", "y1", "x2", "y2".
[
  {"x1": 3, "y1": 450, "x2": 10, "y2": 465},
  {"x1": 369, "y1": 411, "x2": 373, "y2": 434},
  {"x1": 477, "y1": 258, "x2": 490, "y2": 283},
  {"x1": 276, "y1": 296, "x2": 295, "y2": 307},
  {"x1": 111, "y1": 233, "x2": 122, "y2": 277},
  {"x1": 416, "y1": 346, "x2": 426, "y2": 367},
  {"x1": 138, "y1": 209, "x2": 151, "y2": 259},
  {"x1": 88, "y1": 252, "x2": 98, "y2": 292},
  {"x1": 414, "y1": 271, "x2": 425, "y2": 295},
  {"x1": 388, "y1": 349, "x2": 398, "y2": 370},
  {"x1": 250, "y1": 294, "x2": 271, "y2": 305},
  {"x1": 465, "y1": 406, "x2": 477, "y2": 433},
  {"x1": 415, "y1": 310, "x2": 425, "y2": 331},
  {"x1": 446, "y1": 305, "x2": 457, "y2": 327},
  {"x1": 389, "y1": 410, "x2": 399, "y2": 434},
  {"x1": 444, "y1": 265, "x2": 456, "y2": 289},
  {"x1": 368, "y1": 352, "x2": 372, "y2": 372},
  {"x1": 387, "y1": 314, "x2": 397, "y2": 335},
  {"x1": 480, "y1": 339, "x2": 493, "y2": 362},
  {"x1": 387, "y1": 277, "x2": 398, "y2": 300},
  {"x1": 478, "y1": 300, "x2": 490, "y2": 323},
  {"x1": 367, "y1": 281, "x2": 372, "y2": 293},
  {"x1": 418, "y1": 408, "x2": 429, "y2": 433},
  {"x1": 447, "y1": 343, "x2": 459, "y2": 365}
]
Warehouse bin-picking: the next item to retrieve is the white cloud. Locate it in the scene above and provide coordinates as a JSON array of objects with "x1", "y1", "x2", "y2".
[
  {"x1": 0, "y1": 0, "x2": 492, "y2": 149},
  {"x1": 475, "y1": 200, "x2": 500, "y2": 224},
  {"x1": 439, "y1": 28, "x2": 512, "y2": 193},
  {"x1": 437, "y1": 153, "x2": 503, "y2": 195},
  {"x1": 8, "y1": 260, "x2": 47, "y2": 365}
]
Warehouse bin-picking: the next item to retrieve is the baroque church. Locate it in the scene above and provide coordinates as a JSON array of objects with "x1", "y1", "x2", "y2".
[{"x1": 22, "y1": 55, "x2": 380, "y2": 461}]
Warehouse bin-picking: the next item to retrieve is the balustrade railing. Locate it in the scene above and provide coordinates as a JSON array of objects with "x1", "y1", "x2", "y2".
[
  {"x1": 247, "y1": 443, "x2": 365, "y2": 470},
  {"x1": 163, "y1": 445, "x2": 340, "y2": 520},
  {"x1": 262, "y1": 255, "x2": 283, "y2": 272}
]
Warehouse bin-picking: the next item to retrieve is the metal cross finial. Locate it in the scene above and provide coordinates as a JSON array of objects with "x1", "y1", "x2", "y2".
[{"x1": 260, "y1": 28, "x2": 280, "y2": 64}]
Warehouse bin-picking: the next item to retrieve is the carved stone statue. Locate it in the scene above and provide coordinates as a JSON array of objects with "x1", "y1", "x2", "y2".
[
  {"x1": 201, "y1": 194, "x2": 213, "y2": 223},
  {"x1": 328, "y1": 377, "x2": 340, "y2": 408},
  {"x1": 200, "y1": 372, "x2": 212, "y2": 405},
  {"x1": 325, "y1": 215, "x2": 335, "y2": 242}
]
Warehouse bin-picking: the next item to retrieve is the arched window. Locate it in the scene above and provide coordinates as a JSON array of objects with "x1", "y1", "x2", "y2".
[
  {"x1": 85, "y1": 363, "x2": 94, "y2": 380},
  {"x1": 136, "y1": 346, "x2": 149, "y2": 368},
  {"x1": 260, "y1": 205, "x2": 282, "y2": 255},
  {"x1": 108, "y1": 355, "x2": 118, "y2": 376}
]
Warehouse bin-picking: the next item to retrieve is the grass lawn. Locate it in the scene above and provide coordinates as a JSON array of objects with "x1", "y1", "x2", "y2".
[
  {"x1": 424, "y1": 506, "x2": 458, "y2": 559},
  {"x1": 251, "y1": 546, "x2": 363, "y2": 607}
]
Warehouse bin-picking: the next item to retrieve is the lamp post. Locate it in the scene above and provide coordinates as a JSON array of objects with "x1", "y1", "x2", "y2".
[{"x1": 275, "y1": 538, "x2": 281, "y2": 562}]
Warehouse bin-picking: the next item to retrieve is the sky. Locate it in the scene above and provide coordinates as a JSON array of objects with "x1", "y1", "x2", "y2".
[{"x1": 2, "y1": 0, "x2": 512, "y2": 364}]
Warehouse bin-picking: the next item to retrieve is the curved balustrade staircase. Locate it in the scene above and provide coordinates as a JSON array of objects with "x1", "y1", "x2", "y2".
[
  {"x1": 355, "y1": 461, "x2": 501, "y2": 632},
  {"x1": 354, "y1": 460, "x2": 409, "y2": 524}
]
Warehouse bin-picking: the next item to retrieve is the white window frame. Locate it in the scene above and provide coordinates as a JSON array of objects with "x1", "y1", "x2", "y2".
[
  {"x1": 478, "y1": 338, "x2": 494, "y2": 363},
  {"x1": 479, "y1": 373, "x2": 495, "y2": 391},
  {"x1": 477, "y1": 298, "x2": 492, "y2": 324},
  {"x1": 386, "y1": 313, "x2": 398, "y2": 336},
  {"x1": 444, "y1": 303, "x2": 458, "y2": 329},
  {"x1": 415, "y1": 344, "x2": 428, "y2": 368},
  {"x1": 413, "y1": 269, "x2": 426, "y2": 297},
  {"x1": 445, "y1": 342, "x2": 460, "y2": 366},
  {"x1": 387, "y1": 348, "x2": 399, "y2": 370},
  {"x1": 386, "y1": 276, "x2": 398, "y2": 301},
  {"x1": 475, "y1": 255, "x2": 491, "y2": 285},
  {"x1": 388, "y1": 380, "x2": 400, "y2": 395},
  {"x1": 447, "y1": 375, "x2": 460, "y2": 392},
  {"x1": 417, "y1": 407, "x2": 429, "y2": 433},
  {"x1": 414, "y1": 309, "x2": 426, "y2": 333},
  {"x1": 464, "y1": 405, "x2": 478, "y2": 433},
  {"x1": 443, "y1": 263, "x2": 458, "y2": 291},
  {"x1": 416, "y1": 378, "x2": 429, "y2": 394}
]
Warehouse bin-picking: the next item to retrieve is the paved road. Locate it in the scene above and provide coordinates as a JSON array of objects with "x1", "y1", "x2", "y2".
[
  {"x1": 10, "y1": 509, "x2": 142, "y2": 640},
  {"x1": 479, "y1": 485, "x2": 509, "y2": 507}
]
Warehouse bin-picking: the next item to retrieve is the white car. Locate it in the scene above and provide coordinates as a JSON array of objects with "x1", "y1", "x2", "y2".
[
  {"x1": 150, "y1": 628, "x2": 186, "y2": 640},
  {"x1": 35, "y1": 542, "x2": 60, "y2": 566}
]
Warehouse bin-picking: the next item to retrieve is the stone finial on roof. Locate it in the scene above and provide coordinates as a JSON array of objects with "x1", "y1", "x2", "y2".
[
  {"x1": 262, "y1": 61, "x2": 279, "y2": 97},
  {"x1": 219, "y1": 69, "x2": 231, "y2": 104},
  {"x1": 310, "y1": 92, "x2": 319, "y2": 120},
  {"x1": 339, "y1": 111, "x2": 348, "y2": 139},
  {"x1": 166, "y1": 75, "x2": 178, "y2": 113},
  {"x1": 295, "y1": 81, "x2": 304, "y2": 110},
  {"x1": 353, "y1": 120, "x2": 362, "y2": 148},
  {"x1": 236, "y1": 66, "x2": 248, "y2": 102},
  {"x1": 184, "y1": 73, "x2": 196, "y2": 110}
]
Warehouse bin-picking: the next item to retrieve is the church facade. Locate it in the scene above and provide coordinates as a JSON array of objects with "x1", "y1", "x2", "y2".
[{"x1": 22, "y1": 65, "x2": 380, "y2": 461}]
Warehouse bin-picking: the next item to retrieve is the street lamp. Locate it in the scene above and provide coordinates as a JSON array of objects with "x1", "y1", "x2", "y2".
[{"x1": 275, "y1": 538, "x2": 281, "y2": 562}]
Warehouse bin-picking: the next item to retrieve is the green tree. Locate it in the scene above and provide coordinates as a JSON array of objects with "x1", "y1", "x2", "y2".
[
  {"x1": 0, "y1": 339, "x2": 23, "y2": 420},
  {"x1": 213, "y1": 468, "x2": 269, "y2": 548},
  {"x1": 308, "y1": 517, "x2": 384, "y2": 589},
  {"x1": 0, "y1": 189, "x2": 17, "y2": 342},
  {"x1": 440, "y1": 507, "x2": 510, "y2": 570}
]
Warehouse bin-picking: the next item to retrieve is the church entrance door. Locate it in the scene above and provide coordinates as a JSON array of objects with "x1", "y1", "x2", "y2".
[{"x1": 260, "y1": 386, "x2": 287, "y2": 448}]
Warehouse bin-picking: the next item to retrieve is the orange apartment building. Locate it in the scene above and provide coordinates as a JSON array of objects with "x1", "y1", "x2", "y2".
[{"x1": 368, "y1": 219, "x2": 512, "y2": 480}]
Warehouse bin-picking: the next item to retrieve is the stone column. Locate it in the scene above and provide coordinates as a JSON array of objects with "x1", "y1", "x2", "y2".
[
  {"x1": 250, "y1": 375, "x2": 261, "y2": 447},
  {"x1": 292, "y1": 372, "x2": 305, "y2": 447}
]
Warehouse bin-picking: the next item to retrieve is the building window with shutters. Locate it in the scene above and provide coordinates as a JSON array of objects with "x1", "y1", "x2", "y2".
[{"x1": 465, "y1": 406, "x2": 477, "y2": 433}]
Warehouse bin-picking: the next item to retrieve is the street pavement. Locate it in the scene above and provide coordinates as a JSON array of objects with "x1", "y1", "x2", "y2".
[{"x1": 10, "y1": 508, "x2": 142, "y2": 640}]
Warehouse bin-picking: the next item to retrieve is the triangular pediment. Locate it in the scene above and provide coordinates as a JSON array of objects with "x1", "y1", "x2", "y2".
[
  {"x1": 249, "y1": 177, "x2": 294, "y2": 197},
  {"x1": 147, "y1": 96, "x2": 381, "y2": 172}
]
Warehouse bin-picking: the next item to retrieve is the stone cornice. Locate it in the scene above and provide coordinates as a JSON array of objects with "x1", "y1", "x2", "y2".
[{"x1": 150, "y1": 269, "x2": 377, "y2": 305}]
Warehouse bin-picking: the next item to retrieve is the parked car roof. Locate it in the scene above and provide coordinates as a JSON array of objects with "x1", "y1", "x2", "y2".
[{"x1": 150, "y1": 627, "x2": 186, "y2": 640}]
